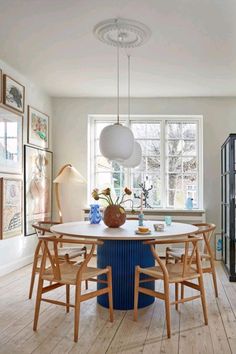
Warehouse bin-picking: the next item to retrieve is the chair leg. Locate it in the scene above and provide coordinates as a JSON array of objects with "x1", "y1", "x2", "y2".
[
  {"x1": 210, "y1": 259, "x2": 218, "y2": 298},
  {"x1": 198, "y1": 274, "x2": 208, "y2": 325},
  {"x1": 164, "y1": 280, "x2": 171, "y2": 338},
  {"x1": 28, "y1": 264, "x2": 37, "y2": 299},
  {"x1": 66, "y1": 284, "x2": 70, "y2": 313},
  {"x1": 178, "y1": 255, "x2": 184, "y2": 300},
  {"x1": 83, "y1": 249, "x2": 88, "y2": 290},
  {"x1": 175, "y1": 283, "x2": 179, "y2": 311},
  {"x1": 29, "y1": 241, "x2": 41, "y2": 299},
  {"x1": 166, "y1": 248, "x2": 170, "y2": 264},
  {"x1": 181, "y1": 283, "x2": 184, "y2": 300},
  {"x1": 107, "y1": 266, "x2": 114, "y2": 322},
  {"x1": 133, "y1": 267, "x2": 140, "y2": 321},
  {"x1": 74, "y1": 282, "x2": 81, "y2": 342},
  {"x1": 33, "y1": 278, "x2": 44, "y2": 331}
]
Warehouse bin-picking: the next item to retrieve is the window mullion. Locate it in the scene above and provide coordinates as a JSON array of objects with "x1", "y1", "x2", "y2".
[{"x1": 161, "y1": 120, "x2": 166, "y2": 208}]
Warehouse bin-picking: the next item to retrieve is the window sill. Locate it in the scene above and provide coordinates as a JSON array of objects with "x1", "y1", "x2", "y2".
[{"x1": 83, "y1": 207, "x2": 205, "y2": 214}]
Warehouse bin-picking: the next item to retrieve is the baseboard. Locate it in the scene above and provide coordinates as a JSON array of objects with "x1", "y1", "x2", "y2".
[{"x1": 0, "y1": 254, "x2": 34, "y2": 277}]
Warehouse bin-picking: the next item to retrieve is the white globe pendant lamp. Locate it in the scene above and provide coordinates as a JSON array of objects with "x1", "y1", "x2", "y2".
[
  {"x1": 120, "y1": 55, "x2": 142, "y2": 168},
  {"x1": 99, "y1": 124, "x2": 134, "y2": 162},
  {"x1": 121, "y1": 140, "x2": 142, "y2": 168},
  {"x1": 99, "y1": 21, "x2": 134, "y2": 161}
]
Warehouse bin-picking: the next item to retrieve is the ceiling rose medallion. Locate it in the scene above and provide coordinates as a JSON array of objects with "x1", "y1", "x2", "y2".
[
  {"x1": 94, "y1": 18, "x2": 151, "y2": 163},
  {"x1": 93, "y1": 18, "x2": 151, "y2": 48}
]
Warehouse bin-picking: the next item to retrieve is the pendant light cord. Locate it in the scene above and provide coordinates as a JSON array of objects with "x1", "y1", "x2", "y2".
[
  {"x1": 128, "y1": 54, "x2": 130, "y2": 120},
  {"x1": 117, "y1": 24, "x2": 120, "y2": 125}
]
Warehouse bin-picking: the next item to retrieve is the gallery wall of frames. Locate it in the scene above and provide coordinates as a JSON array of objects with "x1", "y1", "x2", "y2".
[{"x1": 0, "y1": 68, "x2": 52, "y2": 239}]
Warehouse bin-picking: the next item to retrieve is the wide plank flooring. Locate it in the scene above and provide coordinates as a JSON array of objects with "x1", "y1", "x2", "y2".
[{"x1": 0, "y1": 260, "x2": 235, "y2": 354}]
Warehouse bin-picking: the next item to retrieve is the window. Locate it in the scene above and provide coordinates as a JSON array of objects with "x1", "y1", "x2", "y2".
[
  {"x1": 88, "y1": 115, "x2": 203, "y2": 209},
  {"x1": 0, "y1": 121, "x2": 18, "y2": 161}
]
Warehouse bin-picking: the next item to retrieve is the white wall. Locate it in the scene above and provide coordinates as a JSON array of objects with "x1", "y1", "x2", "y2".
[
  {"x1": 0, "y1": 59, "x2": 52, "y2": 276},
  {"x1": 52, "y1": 97, "x2": 236, "y2": 231}
]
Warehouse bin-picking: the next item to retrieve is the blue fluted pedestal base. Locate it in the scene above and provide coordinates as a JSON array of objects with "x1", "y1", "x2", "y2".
[{"x1": 97, "y1": 240, "x2": 155, "y2": 310}]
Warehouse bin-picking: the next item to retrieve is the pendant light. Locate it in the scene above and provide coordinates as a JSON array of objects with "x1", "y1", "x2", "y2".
[
  {"x1": 121, "y1": 55, "x2": 142, "y2": 168},
  {"x1": 99, "y1": 24, "x2": 134, "y2": 162}
]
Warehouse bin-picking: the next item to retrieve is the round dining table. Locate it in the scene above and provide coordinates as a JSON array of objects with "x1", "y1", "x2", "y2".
[{"x1": 51, "y1": 220, "x2": 198, "y2": 310}]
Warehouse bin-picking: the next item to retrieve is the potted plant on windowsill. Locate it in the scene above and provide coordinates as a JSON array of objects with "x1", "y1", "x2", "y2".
[{"x1": 91, "y1": 187, "x2": 133, "y2": 228}]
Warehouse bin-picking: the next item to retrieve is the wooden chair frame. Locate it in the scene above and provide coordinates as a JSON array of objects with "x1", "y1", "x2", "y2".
[
  {"x1": 134, "y1": 236, "x2": 208, "y2": 338},
  {"x1": 29, "y1": 222, "x2": 88, "y2": 299},
  {"x1": 166, "y1": 223, "x2": 218, "y2": 298},
  {"x1": 33, "y1": 236, "x2": 113, "y2": 342}
]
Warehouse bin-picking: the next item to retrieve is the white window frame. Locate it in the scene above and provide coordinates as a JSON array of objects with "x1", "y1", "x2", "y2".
[{"x1": 88, "y1": 114, "x2": 203, "y2": 210}]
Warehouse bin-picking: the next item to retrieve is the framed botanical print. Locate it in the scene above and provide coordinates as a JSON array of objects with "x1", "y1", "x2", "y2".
[
  {"x1": 27, "y1": 106, "x2": 49, "y2": 149},
  {"x1": 0, "y1": 178, "x2": 22, "y2": 240},
  {"x1": 3, "y1": 75, "x2": 25, "y2": 113},
  {"x1": 0, "y1": 106, "x2": 23, "y2": 174},
  {"x1": 24, "y1": 145, "x2": 53, "y2": 236}
]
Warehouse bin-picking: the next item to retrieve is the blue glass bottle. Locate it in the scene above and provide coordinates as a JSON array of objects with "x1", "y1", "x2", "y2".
[
  {"x1": 89, "y1": 204, "x2": 102, "y2": 224},
  {"x1": 138, "y1": 213, "x2": 144, "y2": 226},
  {"x1": 185, "y1": 197, "x2": 193, "y2": 210}
]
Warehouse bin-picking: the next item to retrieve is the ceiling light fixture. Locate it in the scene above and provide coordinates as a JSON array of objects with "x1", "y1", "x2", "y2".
[{"x1": 95, "y1": 18, "x2": 151, "y2": 162}]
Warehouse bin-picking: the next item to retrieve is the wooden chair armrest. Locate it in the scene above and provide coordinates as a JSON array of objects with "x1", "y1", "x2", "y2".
[
  {"x1": 144, "y1": 235, "x2": 202, "y2": 246},
  {"x1": 38, "y1": 235, "x2": 103, "y2": 246}
]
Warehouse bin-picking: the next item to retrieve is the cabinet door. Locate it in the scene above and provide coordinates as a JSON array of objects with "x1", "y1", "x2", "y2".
[
  {"x1": 221, "y1": 148, "x2": 225, "y2": 174},
  {"x1": 234, "y1": 140, "x2": 236, "y2": 170},
  {"x1": 226, "y1": 142, "x2": 230, "y2": 172}
]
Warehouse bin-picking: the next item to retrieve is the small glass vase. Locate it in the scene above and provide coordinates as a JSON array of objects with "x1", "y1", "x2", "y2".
[
  {"x1": 185, "y1": 197, "x2": 193, "y2": 210},
  {"x1": 89, "y1": 204, "x2": 102, "y2": 224}
]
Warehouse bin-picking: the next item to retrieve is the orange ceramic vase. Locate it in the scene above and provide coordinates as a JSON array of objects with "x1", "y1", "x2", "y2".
[{"x1": 103, "y1": 205, "x2": 126, "y2": 228}]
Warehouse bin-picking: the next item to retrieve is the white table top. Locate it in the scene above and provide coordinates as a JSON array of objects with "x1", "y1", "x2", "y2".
[{"x1": 50, "y1": 220, "x2": 198, "y2": 241}]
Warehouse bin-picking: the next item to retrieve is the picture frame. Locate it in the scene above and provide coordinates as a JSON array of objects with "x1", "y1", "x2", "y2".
[
  {"x1": 0, "y1": 69, "x2": 2, "y2": 103},
  {"x1": 0, "y1": 178, "x2": 22, "y2": 240},
  {"x1": 0, "y1": 106, "x2": 23, "y2": 174},
  {"x1": 24, "y1": 145, "x2": 53, "y2": 236},
  {"x1": 3, "y1": 74, "x2": 25, "y2": 113},
  {"x1": 27, "y1": 106, "x2": 49, "y2": 149}
]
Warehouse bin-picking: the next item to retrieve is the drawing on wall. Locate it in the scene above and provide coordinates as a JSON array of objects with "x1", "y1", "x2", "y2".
[
  {"x1": 3, "y1": 75, "x2": 25, "y2": 113},
  {"x1": 24, "y1": 145, "x2": 52, "y2": 236},
  {"x1": 0, "y1": 106, "x2": 23, "y2": 174},
  {"x1": 0, "y1": 178, "x2": 22, "y2": 240},
  {"x1": 28, "y1": 106, "x2": 49, "y2": 149}
]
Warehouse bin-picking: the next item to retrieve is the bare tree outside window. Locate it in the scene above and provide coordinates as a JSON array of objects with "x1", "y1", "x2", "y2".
[
  {"x1": 91, "y1": 118, "x2": 200, "y2": 209},
  {"x1": 167, "y1": 122, "x2": 198, "y2": 207}
]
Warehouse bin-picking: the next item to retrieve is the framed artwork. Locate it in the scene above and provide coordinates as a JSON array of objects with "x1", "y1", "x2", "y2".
[
  {"x1": 27, "y1": 106, "x2": 49, "y2": 149},
  {"x1": 0, "y1": 178, "x2": 22, "y2": 240},
  {"x1": 0, "y1": 69, "x2": 2, "y2": 103},
  {"x1": 24, "y1": 145, "x2": 53, "y2": 236},
  {"x1": 0, "y1": 106, "x2": 23, "y2": 174},
  {"x1": 3, "y1": 75, "x2": 25, "y2": 113}
]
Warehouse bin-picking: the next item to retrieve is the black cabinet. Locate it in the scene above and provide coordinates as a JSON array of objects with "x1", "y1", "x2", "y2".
[{"x1": 221, "y1": 134, "x2": 236, "y2": 280}]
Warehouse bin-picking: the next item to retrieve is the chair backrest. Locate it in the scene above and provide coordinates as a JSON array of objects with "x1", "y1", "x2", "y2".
[
  {"x1": 144, "y1": 235, "x2": 203, "y2": 279},
  {"x1": 32, "y1": 222, "x2": 61, "y2": 236},
  {"x1": 193, "y1": 223, "x2": 216, "y2": 254},
  {"x1": 38, "y1": 235, "x2": 103, "y2": 282}
]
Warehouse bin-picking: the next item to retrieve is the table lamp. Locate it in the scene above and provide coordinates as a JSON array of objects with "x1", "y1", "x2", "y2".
[{"x1": 53, "y1": 164, "x2": 86, "y2": 222}]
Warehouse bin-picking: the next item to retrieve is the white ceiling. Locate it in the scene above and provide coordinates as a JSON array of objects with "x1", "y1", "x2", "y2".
[{"x1": 0, "y1": 0, "x2": 236, "y2": 97}]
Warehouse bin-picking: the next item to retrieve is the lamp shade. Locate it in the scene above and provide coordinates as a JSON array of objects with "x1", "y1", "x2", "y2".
[
  {"x1": 53, "y1": 165, "x2": 86, "y2": 184},
  {"x1": 120, "y1": 141, "x2": 142, "y2": 168},
  {"x1": 99, "y1": 124, "x2": 134, "y2": 161}
]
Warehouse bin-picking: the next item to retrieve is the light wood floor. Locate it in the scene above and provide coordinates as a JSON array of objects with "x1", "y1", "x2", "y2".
[{"x1": 0, "y1": 260, "x2": 236, "y2": 354}]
